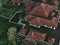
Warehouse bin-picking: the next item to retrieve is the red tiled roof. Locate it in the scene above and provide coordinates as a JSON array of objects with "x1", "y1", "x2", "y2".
[
  {"x1": 27, "y1": 29, "x2": 47, "y2": 40},
  {"x1": 29, "y1": 3, "x2": 54, "y2": 18},
  {"x1": 39, "y1": 17, "x2": 52, "y2": 27},
  {"x1": 25, "y1": 15, "x2": 42, "y2": 26},
  {"x1": 25, "y1": 15, "x2": 36, "y2": 21},
  {"x1": 25, "y1": 1, "x2": 36, "y2": 13},
  {"x1": 34, "y1": 2, "x2": 41, "y2": 7},
  {"x1": 42, "y1": 0, "x2": 47, "y2": 3},
  {"x1": 29, "y1": 17, "x2": 41, "y2": 26},
  {"x1": 11, "y1": 0, "x2": 20, "y2": 3},
  {"x1": 20, "y1": 28, "x2": 27, "y2": 34},
  {"x1": 24, "y1": 0, "x2": 58, "y2": 28},
  {"x1": 25, "y1": 14, "x2": 58, "y2": 27},
  {"x1": 39, "y1": 17, "x2": 58, "y2": 27},
  {"x1": 51, "y1": 17, "x2": 58, "y2": 27}
]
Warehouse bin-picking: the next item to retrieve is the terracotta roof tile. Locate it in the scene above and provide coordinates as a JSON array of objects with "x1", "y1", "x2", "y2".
[
  {"x1": 27, "y1": 29, "x2": 47, "y2": 40},
  {"x1": 24, "y1": 0, "x2": 58, "y2": 28},
  {"x1": 34, "y1": 2, "x2": 41, "y2": 7},
  {"x1": 29, "y1": 3, "x2": 54, "y2": 18},
  {"x1": 24, "y1": 15, "x2": 36, "y2": 21},
  {"x1": 25, "y1": 14, "x2": 58, "y2": 27},
  {"x1": 25, "y1": 1, "x2": 36, "y2": 13},
  {"x1": 42, "y1": 0, "x2": 47, "y2": 3},
  {"x1": 39, "y1": 18, "x2": 52, "y2": 27},
  {"x1": 40, "y1": 17, "x2": 58, "y2": 27},
  {"x1": 20, "y1": 28, "x2": 27, "y2": 34},
  {"x1": 12, "y1": 0, "x2": 20, "y2": 3},
  {"x1": 29, "y1": 17, "x2": 41, "y2": 26},
  {"x1": 51, "y1": 17, "x2": 58, "y2": 27}
]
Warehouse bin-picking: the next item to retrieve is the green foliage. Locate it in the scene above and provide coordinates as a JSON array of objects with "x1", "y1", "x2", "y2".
[
  {"x1": 6, "y1": 9, "x2": 17, "y2": 17},
  {"x1": 58, "y1": 0, "x2": 60, "y2": 2},
  {"x1": 1, "y1": 0, "x2": 9, "y2": 5},
  {"x1": 0, "y1": 21, "x2": 24, "y2": 45},
  {"x1": 7, "y1": 27, "x2": 17, "y2": 45},
  {"x1": 0, "y1": 40, "x2": 7, "y2": 45},
  {"x1": 58, "y1": 3, "x2": 60, "y2": 10},
  {"x1": 0, "y1": 21, "x2": 11, "y2": 45},
  {"x1": 0, "y1": 0, "x2": 2, "y2": 6},
  {"x1": 0, "y1": 8, "x2": 4, "y2": 14},
  {"x1": 17, "y1": 38, "x2": 24, "y2": 45},
  {"x1": 0, "y1": 7, "x2": 18, "y2": 18}
]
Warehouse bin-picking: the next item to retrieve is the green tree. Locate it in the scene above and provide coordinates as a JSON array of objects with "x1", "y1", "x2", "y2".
[{"x1": 7, "y1": 27, "x2": 17, "y2": 45}]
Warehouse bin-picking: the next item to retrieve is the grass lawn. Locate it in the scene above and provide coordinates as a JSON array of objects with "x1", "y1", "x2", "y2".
[
  {"x1": 6, "y1": 9, "x2": 17, "y2": 18},
  {"x1": 0, "y1": 7, "x2": 18, "y2": 18},
  {"x1": 1, "y1": 0, "x2": 9, "y2": 5}
]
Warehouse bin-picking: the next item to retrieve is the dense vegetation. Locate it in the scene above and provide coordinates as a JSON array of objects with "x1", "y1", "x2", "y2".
[{"x1": 0, "y1": 21, "x2": 10, "y2": 45}]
